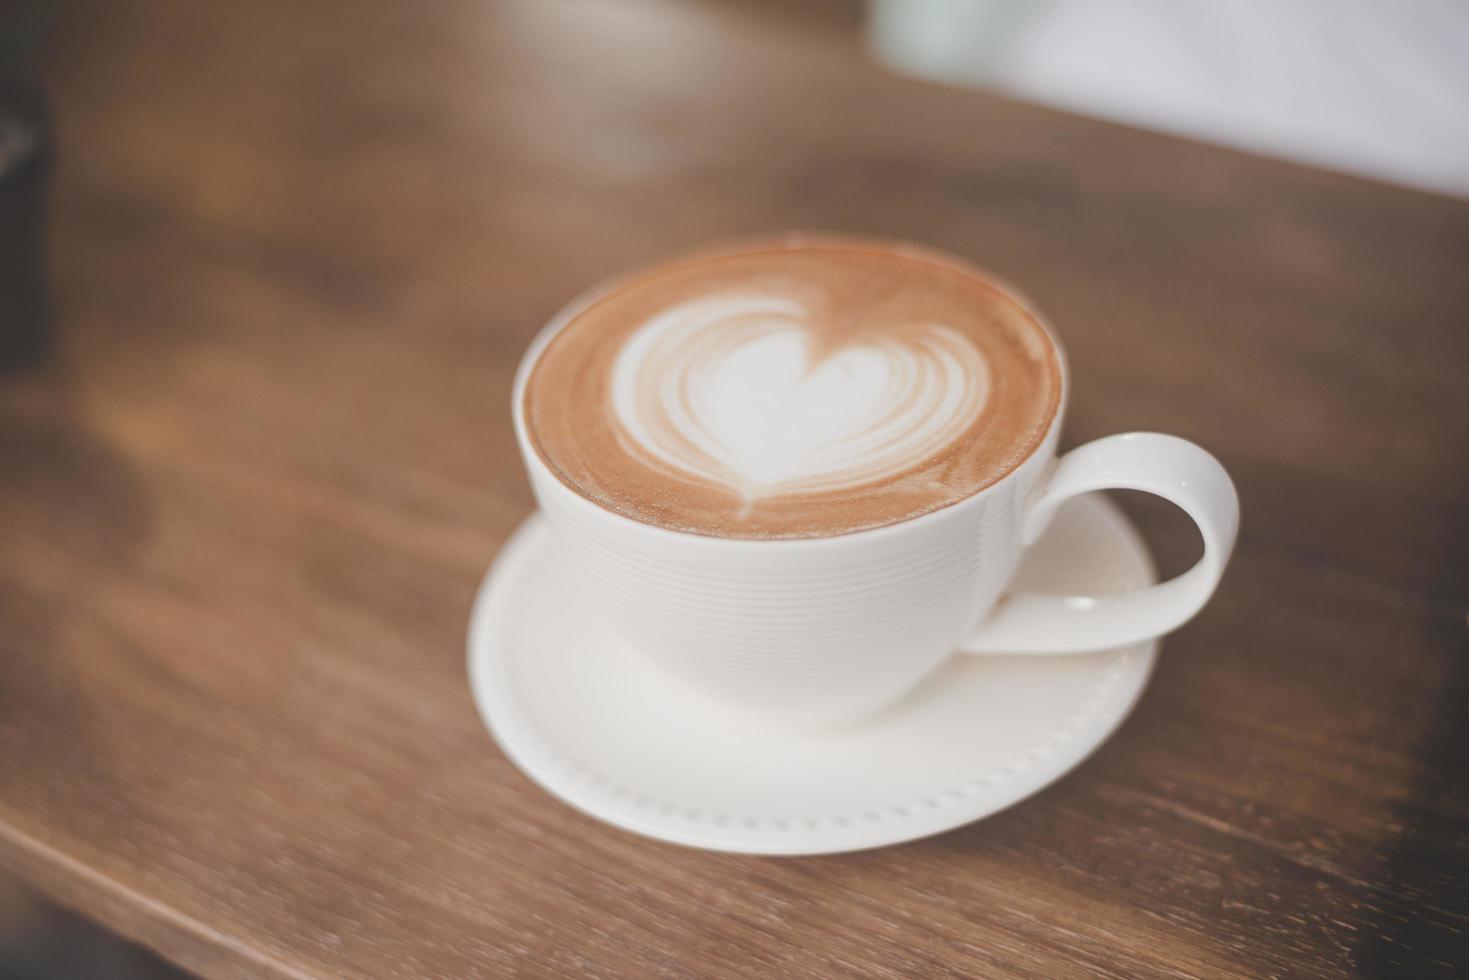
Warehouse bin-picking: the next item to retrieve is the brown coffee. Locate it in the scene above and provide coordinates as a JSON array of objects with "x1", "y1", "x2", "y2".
[{"x1": 523, "y1": 236, "x2": 1062, "y2": 538}]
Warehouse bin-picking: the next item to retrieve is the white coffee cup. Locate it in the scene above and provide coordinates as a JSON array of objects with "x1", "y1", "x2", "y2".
[{"x1": 512, "y1": 275, "x2": 1239, "y2": 723}]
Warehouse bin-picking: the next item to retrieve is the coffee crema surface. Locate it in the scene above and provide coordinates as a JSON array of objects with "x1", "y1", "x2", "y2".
[{"x1": 523, "y1": 237, "x2": 1062, "y2": 538}]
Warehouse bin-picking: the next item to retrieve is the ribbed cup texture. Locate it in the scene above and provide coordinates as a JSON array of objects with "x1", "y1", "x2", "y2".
[{"x1": 534, "y1": 470, "x2": 1024, "y2": 719}]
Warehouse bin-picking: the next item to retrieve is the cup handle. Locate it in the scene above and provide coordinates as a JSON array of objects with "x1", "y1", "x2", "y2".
[{"x1": 960, "y1": 433, "x2": 1239, "y2": 655}]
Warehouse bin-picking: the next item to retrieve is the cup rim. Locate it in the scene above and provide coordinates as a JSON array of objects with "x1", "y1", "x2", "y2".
[{"x1": 512, "y1": 232, "x2": 1069, "y2": 549}]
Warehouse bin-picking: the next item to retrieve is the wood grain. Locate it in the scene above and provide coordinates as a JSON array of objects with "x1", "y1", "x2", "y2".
[{"x1": 2, "y1": 0, "x2": 1467, "y2": 976}]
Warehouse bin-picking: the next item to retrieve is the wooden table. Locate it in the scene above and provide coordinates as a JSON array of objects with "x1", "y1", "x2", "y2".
[{"x1": 3, "y1": 1, "x2": 1466, "y2": 976}]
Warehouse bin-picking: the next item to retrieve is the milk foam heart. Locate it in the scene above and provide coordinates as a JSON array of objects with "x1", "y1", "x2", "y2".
[
  {"x1": 523, "y1": 237, "x2": 1062, "y2": 538},
  {"x1": 611, "y1": 293, "x2": 989, "y2": 501}
]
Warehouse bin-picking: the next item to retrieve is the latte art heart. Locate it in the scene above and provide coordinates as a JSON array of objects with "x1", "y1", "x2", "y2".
[
  {"x1": 524, "y1": 237, "x2": 1061, "y2": 538},
  {"x1": 611, "y1": 293, "x2": 990, "y2": 500}
]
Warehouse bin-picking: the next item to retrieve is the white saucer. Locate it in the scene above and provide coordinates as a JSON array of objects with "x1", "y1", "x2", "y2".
[{"x1": 468, "y1": 495, "x2": 1157, "y2": 855}]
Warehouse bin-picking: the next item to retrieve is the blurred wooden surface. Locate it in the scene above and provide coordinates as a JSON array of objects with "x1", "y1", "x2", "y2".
[{"x1": 3, "y1": 0, "x2": 1467, "y2": 977}]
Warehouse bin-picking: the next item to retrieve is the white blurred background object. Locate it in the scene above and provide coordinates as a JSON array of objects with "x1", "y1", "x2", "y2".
[{"x1": 867, "y1": 0, "x2": 1469, "y2": 198}]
